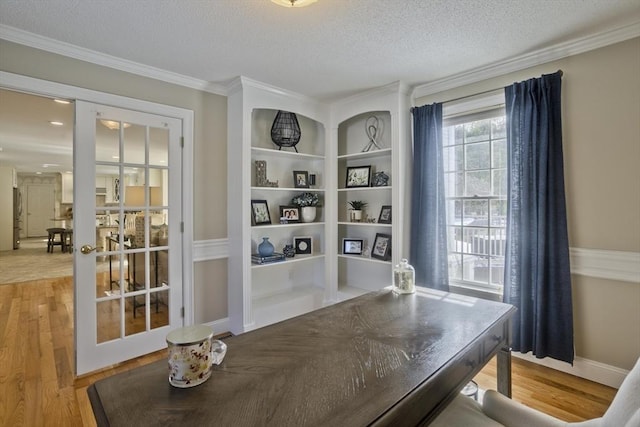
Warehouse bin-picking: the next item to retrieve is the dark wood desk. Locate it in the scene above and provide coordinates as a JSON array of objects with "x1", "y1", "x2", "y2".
[{"x1": 88, "y1": 288, "x2": 515, "y2": 426}]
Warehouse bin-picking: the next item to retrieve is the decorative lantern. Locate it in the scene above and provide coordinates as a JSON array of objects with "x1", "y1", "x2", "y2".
[{"x1": 271, "y1": 110, "x2": 301, "y2": 152}]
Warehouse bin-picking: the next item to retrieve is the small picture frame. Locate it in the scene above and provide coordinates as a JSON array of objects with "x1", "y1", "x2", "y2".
[
  {"x1": 279, "y1": 205, "x2": 300, "y2": 223},
  {"x1": 342, "y1": 238, "x2": 364, "y2": 255},
  {"x1": 371, "y1": 233, "x2": 391, "y2": 261},
  {"x1": 371, "y1": 171, "x2": 389, "y2": 187},
  {"x1": 378, "y1": 205, "x2": 392, "y2": 224},
  {"x1": 293, "y1": 170, "x2": 309, "y2": 188},
  {"x1": 251, "y1": 199, "x2": 271, "y2": 226},
  {"x1": 293, "y1": 236, "x2": 313, "y2": 255},
  {"x1": 345, "y1": 165, "x2": 371, "y2": 188}
]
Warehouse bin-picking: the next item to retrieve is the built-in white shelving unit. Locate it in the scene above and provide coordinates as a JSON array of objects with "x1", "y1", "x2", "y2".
[
  {"x1": 227, "y1": 77, "x2": 330, "y2": 334},
  {"x1": 228, "y1": 78, "x2": 410, "y2": 334},
  {"x1": 328, "y1": 83, "x2": 412, "y2": 303}
]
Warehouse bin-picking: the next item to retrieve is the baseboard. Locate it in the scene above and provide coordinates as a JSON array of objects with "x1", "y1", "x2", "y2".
[
  {"x1": 203, "y1": 317, "x2": 231, "y2": 337},
  {"x1": 512, "y1": 352, "x2": 629, "y2": 389}
]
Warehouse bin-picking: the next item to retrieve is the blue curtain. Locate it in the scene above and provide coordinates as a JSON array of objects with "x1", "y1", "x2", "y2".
[
  {"x1": 410, "y1": 103, "x2": 449, "y2": 291},
  {"x1": 504, "y1": 71, "x2": 574, "y2": 364}
]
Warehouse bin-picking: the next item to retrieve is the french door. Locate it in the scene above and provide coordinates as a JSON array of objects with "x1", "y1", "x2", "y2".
[{"x1": 74, "y1": 101, "x2": 183, "y2": 375}]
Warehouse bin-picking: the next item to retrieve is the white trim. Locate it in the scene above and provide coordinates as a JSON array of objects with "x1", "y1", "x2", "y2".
[
  {"x1": 442, "y1": 90, "x2": 505, "y2": 117},
  {"x1": 203, "y1": 317, "x2": 231, "y2": 337},
  {"x1": 412, "y1": 21, "x2": 640, "y2": 99},
  {"x1": 512, "y1": 352, "x2": 630, "y2": 389},
  {"x1": 226, "y1": 76, "x2": 323, "y2": 106},
  {"x1": 0, "y1": 24, "x2": 227, "y2": 96},
  {"x1": 570, "y1": 248, "x2": 640, "y2": 284},
  {"x1": 188, "y1": 238, "x2": 640, "y2": 287},
  {"x1": 181, "y1": 111, "x2": 195, "y2": 325},
  {"x1": 193, "y1": 238, "x2": 229, "y2": 262}
]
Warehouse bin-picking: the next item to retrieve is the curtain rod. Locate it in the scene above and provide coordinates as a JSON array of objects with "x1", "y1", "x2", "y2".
[{"x1": 411, "y1": 69, "x2": 563, "y2": 112}]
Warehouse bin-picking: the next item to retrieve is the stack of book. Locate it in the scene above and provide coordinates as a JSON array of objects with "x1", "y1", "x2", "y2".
[{"x1": 251, "y1": 252, "x2": 286, "y2": 265}]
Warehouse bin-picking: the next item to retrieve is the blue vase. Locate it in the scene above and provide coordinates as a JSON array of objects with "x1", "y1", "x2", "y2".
[{"x1": 258, "y1": 237, "x2": 275, "y2": 257}]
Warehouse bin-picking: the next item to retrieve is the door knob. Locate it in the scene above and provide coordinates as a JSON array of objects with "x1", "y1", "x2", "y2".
[{"x1": 80, "y1": 244, "x2": 97, "y2": 254}]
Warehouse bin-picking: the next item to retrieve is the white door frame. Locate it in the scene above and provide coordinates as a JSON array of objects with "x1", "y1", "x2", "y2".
[{"x1": 0, "y1": 70, "x2": 196, "y2": 358}]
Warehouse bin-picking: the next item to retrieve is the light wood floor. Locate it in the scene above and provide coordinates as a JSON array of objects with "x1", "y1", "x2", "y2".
[{"x1": 0, "y1": 276, "x2": 617, "y2": 426}]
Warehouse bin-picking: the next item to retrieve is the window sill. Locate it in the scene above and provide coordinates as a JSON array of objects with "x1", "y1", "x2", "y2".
[{"x1": 448, "y1": 282, "x2": 503, "y2": 302}]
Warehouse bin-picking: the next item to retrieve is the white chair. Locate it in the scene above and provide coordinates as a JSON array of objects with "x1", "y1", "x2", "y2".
[{"x1": 431, "y1": 357, "x2": 640, "y2": 427}]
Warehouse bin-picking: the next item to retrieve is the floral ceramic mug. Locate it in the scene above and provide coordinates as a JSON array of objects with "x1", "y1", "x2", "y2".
[{"x1": 166, "y1": 325, "x2": 228, "y2": 388}]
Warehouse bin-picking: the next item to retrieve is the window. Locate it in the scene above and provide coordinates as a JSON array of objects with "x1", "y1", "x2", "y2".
[{"x1": 443, "y1": 107, "x2": 506, "y2": 294}]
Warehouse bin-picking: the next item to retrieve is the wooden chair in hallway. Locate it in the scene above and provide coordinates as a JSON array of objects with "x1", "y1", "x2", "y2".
[
  {"x1": 62, "y1": 229, "x2": 73, "y2": 253},
  {"x1": 46, "y1": 228, "x2": 66, "y2": 252}
]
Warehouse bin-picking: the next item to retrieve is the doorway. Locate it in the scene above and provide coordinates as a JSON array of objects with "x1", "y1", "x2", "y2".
[
  {"x1": 0, "y1": 72, "x2": 194, "y2": 377},
  {"x1": 26, "y1": 183, "x2": 55, "y2": 237}
]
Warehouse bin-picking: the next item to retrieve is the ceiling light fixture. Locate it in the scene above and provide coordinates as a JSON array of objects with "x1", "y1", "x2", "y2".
[
  {"x1": 271, "y1": 0, "x2": 317, "y2": 7},
  {"x1": 54, "y1": 99, "x2": 71, "y2": 104},
  {"x1": 49, "y1": 121, "x2": 64, "y2": 126},
  {"x1": 100, "y1": 120, "x2": 132, "y2": 130}
]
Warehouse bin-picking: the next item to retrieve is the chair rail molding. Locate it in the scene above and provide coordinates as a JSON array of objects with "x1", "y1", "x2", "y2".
[
  {"x1": 193, "y1": 238, "x2": 228, "y2": 262},
  {"x1": 570, "y1": 247, "x2": 640, "y2": 284}
]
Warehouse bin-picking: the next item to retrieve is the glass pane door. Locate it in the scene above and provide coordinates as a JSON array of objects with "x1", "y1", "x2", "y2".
[{"x1": 75, "y1": 101, "x2": 182, "y2": 375}]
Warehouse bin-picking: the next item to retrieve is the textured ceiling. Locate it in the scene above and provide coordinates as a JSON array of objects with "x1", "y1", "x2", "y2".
[
  {"x1": 1, "y1": 0, "x2": 639, "y2": 100},
  {"x1": 0, "y1": 0, "x2": 639, "y2": 173}
]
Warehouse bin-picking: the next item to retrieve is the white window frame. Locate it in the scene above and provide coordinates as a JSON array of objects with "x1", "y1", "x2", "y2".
[{"x1": 442, "y1": 91, "x2": 506, "y2": 297}]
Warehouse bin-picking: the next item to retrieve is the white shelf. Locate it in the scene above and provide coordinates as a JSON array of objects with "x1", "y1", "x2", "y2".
[
  {"x1": 251, "y1": 254, "x2": 325, "y2": 269},
  {"x1": 337, "y1": 254, "x2": 392, "y2": 265},
  {"x1": 337, "y1": 186, "x2": 391, "y2": 192},
  {"x1": 252, "y1": 285, "x2": 325, "y2": 329},
  {"x1": 337, "y1": 148, "x2": 392, "y2": 161},
  {"x1": 337, "y1": 285, "x2": 371, "y2": 302},
  {"x1": 252, "y1": 222, "x2": 325, "y2": 229},
  {"x1": 251, "y1": 186, "x2": 325, "y2": 192},
  {"x1": 252, "y1": 146, "x2": 324, "y2": 161},
  {"x1": 338, "y1": 221, "x2": 392, "y2": 228}
]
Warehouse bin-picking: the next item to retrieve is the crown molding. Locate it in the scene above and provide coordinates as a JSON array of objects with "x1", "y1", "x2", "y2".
[
  {"x1": 332, "y1": 80, "x2": 410, "y2": 108},
  {"x1": 412, "y1": 21, "x2": 640, "y2": 100},
  {"x1": 0, "y1": 24, "x2": 228, "y2": 96},
  {"x1": 3, "y1": 21, "x2": 638, "y2": 102},
  {"x1": 228, "y1": 75, "x2": 325, "y2": 106}
]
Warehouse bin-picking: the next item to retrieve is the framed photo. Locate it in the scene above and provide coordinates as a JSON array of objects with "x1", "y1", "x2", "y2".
[
  {"x1": 371, "y1": 233, "x2": 391, "y2": 261},
  {"x1": 342, "y1": 238, "x2": 364, "y2": 255},
  {"x1": 378, "y1": 205, "x2": 392, "y2": 224},
  {"x1": 293, "y1": 236, "x2": 313, "y2": 255},
  {"x1": 293, "y1": 170, "x2": 309, "y2": 188},
  {"x1": 345, "y1": 165, "x2": 371, "y2": 188},
  {"x1": 279, "y1": 205, "x2": 300, "y2": 223},
  {"x1": 251, "y1": 199, "x2": 271, "y2": 226},
  {"x1": 371, "y1": 171, "x2": 389, "y2": 187}
]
